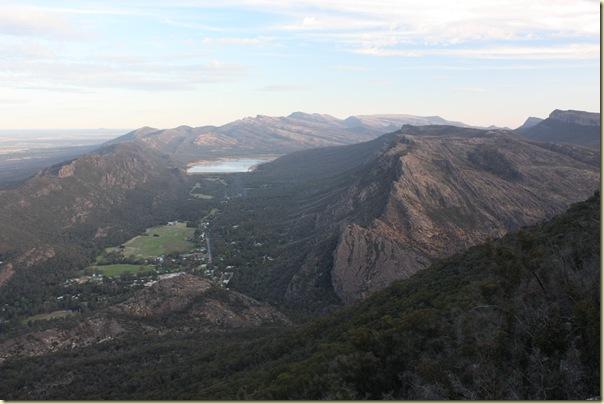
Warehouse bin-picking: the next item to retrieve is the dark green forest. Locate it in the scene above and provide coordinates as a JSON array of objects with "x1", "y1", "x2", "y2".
[{"x1": 1, "y1": 193, "x2": 599, "y2": 400}]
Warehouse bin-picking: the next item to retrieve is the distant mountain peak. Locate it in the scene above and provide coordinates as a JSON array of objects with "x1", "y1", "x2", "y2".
[
  {"x1": 517, "y1": 108, "x2": 600, "y2": 147},
  {"x1": 287, "y1": 111, "x2": 313, "y2": 119},
  {"x1": 135, "y1": 126, "x2": 158, "y2": 133},
  {"x1": 517, "y1": 116, "x2": 543, "y2": 130},
  {"x1": 548, "y1": 109, "x2": 600, "y2": 126}
]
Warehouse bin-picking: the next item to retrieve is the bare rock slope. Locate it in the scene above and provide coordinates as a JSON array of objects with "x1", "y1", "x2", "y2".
[{"x1": 230, "y1": 125, "x2": 600, "y2": 305}]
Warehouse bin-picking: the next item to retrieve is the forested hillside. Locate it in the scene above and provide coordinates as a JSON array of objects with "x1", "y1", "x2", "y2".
[{"x1": 1, "y1": 193, "x2": 599, "y2": 400}]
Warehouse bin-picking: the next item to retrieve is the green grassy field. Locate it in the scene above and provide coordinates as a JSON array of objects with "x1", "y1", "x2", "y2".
[
  {"x1": 190, "y1": 183, "x2": 215, "y2": 199},
  {"x1": 108, "y1": 222, "x2": 196, "y2": 259},
  {"x1": 191, "y1": 193, "x2": 214, "y2": 199},
  {"x1": 87, "y1": 264, "x2": 155, "y2": 277},
  {"x1": 23, "y1": 310, "x2": 76, "y2": 324}
]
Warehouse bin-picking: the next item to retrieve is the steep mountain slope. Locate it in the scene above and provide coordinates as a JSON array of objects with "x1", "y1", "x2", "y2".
[
  {"x1": 2, "y1": 193, "x2": 598, "y2": 400},
  {"x1": 210, "y1": 125, "x2": 599, "y2": 307},
  {"x1": 518, "y1": 109, "x2": 600, "y2": 147},
  {"x1": 0, "y1": 142, "x2": 204, "y2": 320},
  {"x1": 111, "y1": 112, "x2": 470, "y2": 164},
  {"x1": 0, "y1": 142, "x2": 187, "y2": 264}
]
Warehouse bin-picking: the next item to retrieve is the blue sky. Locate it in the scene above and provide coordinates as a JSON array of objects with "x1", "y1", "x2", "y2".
[{"x1": 0, "y1": 0, "x2": 599, "y2": 129}]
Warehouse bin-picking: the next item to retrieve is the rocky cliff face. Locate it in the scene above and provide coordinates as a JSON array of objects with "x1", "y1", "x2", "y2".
[
  {"x1": 230, "y1": 125, "x2": 599, "y2": 306},
  {"x1": 326, "y1": 129, "x2": 599, "y2": 303},
  {"x1": 332, "y1": 223, "x2": 429, "y2": 303}
]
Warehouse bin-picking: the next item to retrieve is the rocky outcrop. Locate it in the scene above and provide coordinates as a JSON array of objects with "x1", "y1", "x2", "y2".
[
  {"x1": 0, "y1": 316, "x2": 126, "y2": 364},
  {"x1": 0, "y1": 263, "x2": 14, "y2": 287},
  {"x1": 332, "y1": 223, "x2": 429, "y2": 303},
  {"x1": 110, "y1": 274, "x2": 213, "y2": 318},
  {"x1": 0, "y1": 274, "x2": 289, "y2": 363}
]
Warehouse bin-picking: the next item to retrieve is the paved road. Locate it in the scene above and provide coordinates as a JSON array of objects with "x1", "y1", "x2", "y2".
[{"x1": 206, "y1": 235, "x2": 212, "y2": 265}]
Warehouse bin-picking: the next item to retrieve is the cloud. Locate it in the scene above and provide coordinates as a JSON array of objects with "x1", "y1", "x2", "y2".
[
  {"x1": 0, "y1": 5, "x2": 81, "y2": 39},
  {"x1": 0, "y1": 97, "x2": 30, "y2": 104},
  {"x1": 201, "y1": 0, "x2": 599, "y2": 60},
  {"x1": 455, "y1": 87, "x2": 487, "y2": 93},
  {"x1": 331, "y1": 65, "x2": 368, "y2": 72},
  {"x1": 354, "y1": 43, "x2": 599, "y2": 60},
  {"x1": 0, "y1": 58, "x2": 248, "y2": 92},
  {"x1": 202, "y1": 36, "x2": 274, "y2": 46},
  {"x1": 257, "y1": 84, "x2": 307, "y2": 92}
]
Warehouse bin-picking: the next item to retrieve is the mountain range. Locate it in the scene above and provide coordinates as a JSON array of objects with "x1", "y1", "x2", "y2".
[
  {"x1": 109, "y1": 112, "x2": 471, "y2": 165},
  {"x1": 0, "y1": 108, "x2": 599, "y2": 400},
  {"x1": 209, "y1": 124, "x2": 599, "y2": 308}
]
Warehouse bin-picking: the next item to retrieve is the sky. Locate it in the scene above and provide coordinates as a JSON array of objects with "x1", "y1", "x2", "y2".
[{"x1": 0, "y1": 0, "x2": 600, "y2": 129}]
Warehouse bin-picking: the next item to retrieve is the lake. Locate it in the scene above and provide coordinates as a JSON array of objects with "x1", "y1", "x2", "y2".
[{"x1": 187, "y1": 158, "x2": 274, "y2": 174}]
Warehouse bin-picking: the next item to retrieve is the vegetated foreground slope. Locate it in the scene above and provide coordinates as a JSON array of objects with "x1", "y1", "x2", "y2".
[
  {"x1": 212, "y1": 125, "x2": 599, "y2": 308},
  {"x1": 1, "y1": 193, "x2": 598, "y2": 400},
  {"x1": 517, "y1": 109, "x2": 600, "y2": 148}
]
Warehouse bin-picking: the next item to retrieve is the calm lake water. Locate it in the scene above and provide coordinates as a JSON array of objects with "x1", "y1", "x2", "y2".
[{"x1": 187, "y1": 158, "x2": 274, "y2": 174}]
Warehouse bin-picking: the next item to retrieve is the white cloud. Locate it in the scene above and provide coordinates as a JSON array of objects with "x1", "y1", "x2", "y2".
[
  {"x1": 257, "y1": 84, "x2": 307, "y2": 92},
  {"x1": 331, "y1": 65, "x2": 368, "y2": 72},
  {"x1": 455, "y1": 87, "x2": 487, "y2": 93},
  {"x1": 0, "y1": 57, "x2": 247, "y2": 92},
  {"x1": 202, "y1": 0, "x2": 600, "y2": 60},
  {"x1": 355, "y1": 43, "x2": 599, "y2": 60},
  {"x1": 202, "y1": 36, "x2": 274, "y2": 46},
  {"x1": 0, "y1": 5, "x2": 81, "y2": 39}
]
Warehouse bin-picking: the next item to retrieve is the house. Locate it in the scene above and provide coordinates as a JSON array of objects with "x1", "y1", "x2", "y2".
[{"x1": 220, "y1": 272, "x2": 234, "y2": 287}]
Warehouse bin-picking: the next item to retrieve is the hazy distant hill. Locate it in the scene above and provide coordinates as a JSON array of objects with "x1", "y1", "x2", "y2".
[
  {"x1": 211, "y1": 125, "x2": 599, "y2": 307},
  {"x1": 518, "y1": 109, "x2": 600, "y2": 147},
  {"x1": 0, "y1": 129, "x2": 128, "y2": 188},
  {"x1": 110, "y1": 112, "x2": 471, "y2": 164}
]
